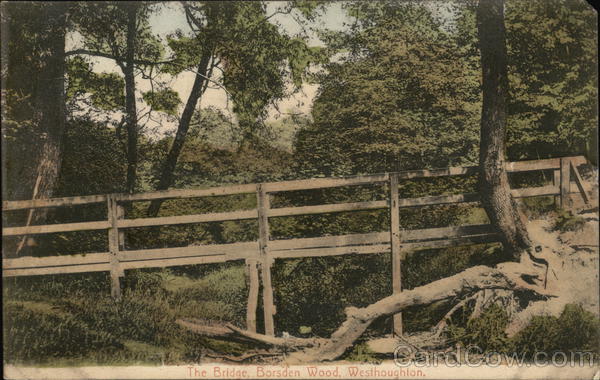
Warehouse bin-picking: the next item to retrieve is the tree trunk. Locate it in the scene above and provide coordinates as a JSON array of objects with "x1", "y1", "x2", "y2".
[
  {"x1": 146, "y1": 51, "x2": 212, "y2": 217},
  {"x1": 291, "y1": 262, "x2": 549, "y2": 363},
  {"x1": 15, "y1": 2, "x2": 68, "y2": 254},
  {"x1": 477, "y1": 0, "x2": 531, "y2": 260},
  {"x1": 124, "y1": 4, "x2": 138, "y2": 194}
]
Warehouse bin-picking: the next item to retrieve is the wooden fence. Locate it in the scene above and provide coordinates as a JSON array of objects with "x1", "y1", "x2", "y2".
[{"x1": 2, "y1": 156, "x2": 593, "y2": 337}]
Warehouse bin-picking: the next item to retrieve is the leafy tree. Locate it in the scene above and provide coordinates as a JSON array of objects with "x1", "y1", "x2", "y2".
[
  {"x1": 295, "y1": 1, "x2": 481, "y2": 178},
  {"x1": 146, "y1": 1, "x2": 327, "y2": 215},
  {"x1": 477, "y1": 0, "x2": 531, "y2": 258},
  {"x1": 2, "y1": 2, "x2": 70, "y2": 254},
  {"x1": 69, "y1": 1, "x2": 166, "y2": 194}
]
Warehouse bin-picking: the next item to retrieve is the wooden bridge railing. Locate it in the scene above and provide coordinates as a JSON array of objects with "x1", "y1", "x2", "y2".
[{"x1": 2, "y1": 156, "x2": 593, "y2": 337}]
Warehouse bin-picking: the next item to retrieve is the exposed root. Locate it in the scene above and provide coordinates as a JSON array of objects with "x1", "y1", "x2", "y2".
[{"x1": 284, "y1": 262, "x2": 553, "y2": 364}]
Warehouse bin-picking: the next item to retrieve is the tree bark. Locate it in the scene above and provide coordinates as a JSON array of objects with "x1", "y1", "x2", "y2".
[
  {"x1": 15, "y1": 2, "x2": 68, "y2": 254},
  {"x1": 124, "y1": 4, "x2": 138, "y2": 194},
  {"x1": 146, "y1": 51, "x2": 212, "y2": 217},
  {"x1": 285, "y1": 262, "x2": 551, "y2": 363},
  {"x1": 477, "y1": 0, "x2": 531, "y2": 260}
]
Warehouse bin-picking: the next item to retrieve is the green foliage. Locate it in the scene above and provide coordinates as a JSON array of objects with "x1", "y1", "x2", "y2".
[
  {"x1": 66, "y1": 57, "x2": 125, "y2": 111},
  {"x1": 4, "y1": 301, "x2": 123, "y2": 363},
  {"x1": 553, "y1": 209, "x2": 586, "y2": 232},
  {"x1": 505, "y1": 0, "x2": 597, "y2": 162},
  {"x1": 344, "y1": 342, "x2": 381, "y2": 363},
  {"x1": 295, "y1": 2, "x2": 481, "y2": 178},
  {"x1": 142, "y1": 89, "x2": 181, "y2": 116},
  {"x1": 512, "y1": 304, "x2": 600, "y2": 358},
  {"x1": 448, "y1": 303, "x2": 600, "y2": 357}
]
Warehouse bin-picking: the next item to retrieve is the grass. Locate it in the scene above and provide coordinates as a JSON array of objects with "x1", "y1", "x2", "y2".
[{"x1": 3, "y1": 202, "x2": 594, "y2": 365}]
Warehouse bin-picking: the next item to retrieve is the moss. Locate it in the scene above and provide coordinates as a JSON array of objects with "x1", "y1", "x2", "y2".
[{"x1": 553, "y1": 209, "x2": 586, "y2": 232}]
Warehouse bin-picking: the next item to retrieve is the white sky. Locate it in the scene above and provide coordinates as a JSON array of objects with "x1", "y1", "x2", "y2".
[
  {"x1": 68, "y1": 2, "x2": 349, "y2": 137},
  {"x1": 68, "y1": 1, "x2": 457, "y2": 139}
]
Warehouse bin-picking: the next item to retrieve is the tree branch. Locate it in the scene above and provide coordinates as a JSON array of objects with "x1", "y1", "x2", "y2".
[{"x1": 65, "y1": 49, "x2": 175, "y2": 66}]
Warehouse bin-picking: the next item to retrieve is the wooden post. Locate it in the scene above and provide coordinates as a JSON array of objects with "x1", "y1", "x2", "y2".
[
  {"x1": 257, "y1": 184, "x2": 275, "y2": 336},
  {"x1": 569, "y1": 160, "x2": 590, "y2": 205},
  {"x1": 117, "y1": 203, "x2": 126, "y2": 250},
  {"x1": 553, "y1": 169, "x2": 561, "y2": 207},
  {"x1": 560, "y1": 158, "x2": 571, "y2": 209},
  {"x1": 107, "y1": 195, "x2": 122, "y2": 299},
  {"x1": 389, "y1": 173, "x2": 403, "y2": 337},
  {"x1": 245, "y1": 258, "x2": 260, "y2": 333}
]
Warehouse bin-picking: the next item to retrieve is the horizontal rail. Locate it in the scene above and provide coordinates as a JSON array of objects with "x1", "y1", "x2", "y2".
[
  {"x1": 120, "y1": 254, "x2": 231, "y2": 270},
  {"x1": 263, "y1": 173, "x2": 390, "y2": 193},
  {"x1": 268, "y1": 200, "x2": 388, "y2": 217},
  {"x1": 2, "y1": 194, "x2": 108, "y2": 211},
  {"x1": 398, "y1": 193, "x2": 480, "y2": 207},
  {"x1": 511, "y1": 185, "x2": 558, "y2": 198},
  {"x1": 270, "y1": 234, "x2": 499, "y2": 259},
  {"x1": 120, "y1": 242, "x2": 257, "y2": 261},
  {"x1": 3, "y1": 263, "x2": 111, "y2": 277},
  {"x1": 396, "y1": 166, "x2": 478, "y2": 179},
  {"x1": 270, "y1": 232, "x2": 390, "y2": 251},
  {"x1": 0, "y1": 186, "x2": 574, "y2": 237},
  {"x1": 114, "y1": 184, "x2": 257, "y2": 202},
  {"x1": 401, "y1": 224, "x2": 494, "y2": 242},
  {"x1": 506, "y1": 156, "x2": 586, "y2": 172},
  {"x1": 3, "y1": 252, "x2": 111, "y2": 270},
  {"x1": 2, "y1": 221, "x2": 110, "y2": 236},
  {"x1": 2, "y1": 156, "x2": 587, "y2": 211},
  {"x1": 269, "y1": 224, "x2": 494, "y2": 253},
  {"x1": 402, "y1": 234, "x2": 498, "y2": 251},
  {"x1": 272, "y1": 244, "x2": 391, "y2": 259},
  {"x1": 118, "y1": 209, "x2": 258, "y2": 229}
]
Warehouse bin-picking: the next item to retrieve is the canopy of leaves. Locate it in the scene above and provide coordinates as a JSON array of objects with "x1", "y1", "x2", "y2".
[{"x1": 295, "y1": 1, "x2": 481, "y2": 178}]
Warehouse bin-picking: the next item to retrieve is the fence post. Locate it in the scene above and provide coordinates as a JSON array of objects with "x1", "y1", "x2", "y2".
[
  {"x1": 117, "y1": 203, "x2": 126, "y2": 250},
  {"x1": 245, "y1": 259, "x2": 260, "y2": 333},
  {"x1": 257, "y1": 184, "x2": 275, "y2": 336},
  {"x1": 107, "y1": 194, "x2": 123, "y2": 299},
  {"x1": 553, "y1": 168, "x2": 561, "y2": 207},
  {"x1": 560, "y1": 158, "x2": 571, "y2": 209},
  {"x1": 389, "y1": 173, "x2": 403, "y2": 337}
]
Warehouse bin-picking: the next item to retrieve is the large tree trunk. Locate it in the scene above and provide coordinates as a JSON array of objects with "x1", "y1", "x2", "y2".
[
  {"x1": 477, "y1": 0, "x2": 531, "y2": 260},
  {"x1": 146, "y1": 51, "x2": 212, "y2": 217},
  {"x1": 15, "y1": 2, "x2": 68, "y2": 254},
  {"x1": 124, "y1": 4, "x2": 138, "y2": 194}
]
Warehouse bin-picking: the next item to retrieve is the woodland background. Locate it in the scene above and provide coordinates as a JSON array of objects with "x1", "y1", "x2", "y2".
[{"x1": 2, "y1": 0, "x2": 598, "y2": 365}]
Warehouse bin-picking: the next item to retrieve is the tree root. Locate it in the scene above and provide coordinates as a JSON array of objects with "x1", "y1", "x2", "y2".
[{"x1": 284, "y1": 262, "x2": 553, "y2": 364}]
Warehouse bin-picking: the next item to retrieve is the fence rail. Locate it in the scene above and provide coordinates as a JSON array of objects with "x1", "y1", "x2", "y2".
[{"x1": 2, "y1": 155, "x2": 593, "y2": 337}]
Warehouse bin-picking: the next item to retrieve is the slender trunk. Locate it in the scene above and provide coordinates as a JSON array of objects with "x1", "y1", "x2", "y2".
[
  {"x1": 124, "y1": 4, "x2": 138, "y2": 194},
  {"x1": 477, "y1": 0, "x2": 531, "y2": 260},
  {"x1": 16, "y1": 2, "x2": 68, "y2": 254},
  {"x1": 146, "y1": 51, "x2": 211, "y2": 216}
]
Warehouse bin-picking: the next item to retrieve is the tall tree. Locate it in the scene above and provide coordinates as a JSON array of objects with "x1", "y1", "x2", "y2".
[
  {"x1": 477, "y1": 0, "x2": 531, "y2": 259},
  {"x1": 68, "y1": 2, "x2": 164, "y2": 194},
  {"x1": 124, "y1": 3, "x2": 139, "y2": 194},
  {"x1": 2, "y1": 2, "x2": 70, "y2": 253},
  {"x1": 146, "y1": 1, "x2": 325, "y2": 216}
]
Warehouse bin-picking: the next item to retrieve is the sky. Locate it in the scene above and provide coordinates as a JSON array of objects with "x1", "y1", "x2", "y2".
[
  {"x1": 69, "y1": 1, "x2": 458, "y2": 142},
  {"x1": 69, "y1": 1, "x2": 350, "y2": 138}
]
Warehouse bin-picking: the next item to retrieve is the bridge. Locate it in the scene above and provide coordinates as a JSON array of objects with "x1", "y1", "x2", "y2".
[{"x1": 2, "y1": 156, "x2": 593, "y2": 337}]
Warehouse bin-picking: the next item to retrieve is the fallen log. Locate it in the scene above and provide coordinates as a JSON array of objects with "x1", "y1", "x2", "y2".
[
  {"x1": 286, "y1": 262, "x2": 553, "y2": 363},
  {"x1": 176, "y1": 318, "x2": 319, "y2": 348}
]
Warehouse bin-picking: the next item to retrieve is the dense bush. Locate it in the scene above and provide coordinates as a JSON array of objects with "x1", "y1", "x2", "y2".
[
  {"x1": 448, "y1": 303, "x2": 600, "y2": 357},
  {"x1": 3, "y1": 302, "x2": 123, "y2": 363}
]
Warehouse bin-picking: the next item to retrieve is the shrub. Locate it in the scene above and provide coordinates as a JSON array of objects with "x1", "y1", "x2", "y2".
[
  {"x1": 553, "y1": 209, "x2": 586, "y2": 232},
  {"x1": 3, "y1": 302, "x2": 122, "y2": 363},
  {"x1": 449, "y1": 303, "x2": 600, "y2": 358},
  {"x1": 447, "y1": 303, "x2": 512, "y2": 352},
  {"x1": 512, "y1": 304, "x2": 600, "y2": 358}
]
